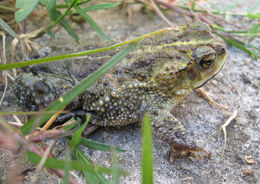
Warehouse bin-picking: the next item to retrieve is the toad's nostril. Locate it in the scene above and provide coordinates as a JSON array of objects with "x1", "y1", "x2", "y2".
[{"x1": 219, "y1": 46, "x2": 226, "y2": 55}]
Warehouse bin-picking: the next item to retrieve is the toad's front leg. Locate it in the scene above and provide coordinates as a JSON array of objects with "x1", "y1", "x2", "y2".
[{"x1": 147, "y1": 99, "x2": 210, "y2": 161}]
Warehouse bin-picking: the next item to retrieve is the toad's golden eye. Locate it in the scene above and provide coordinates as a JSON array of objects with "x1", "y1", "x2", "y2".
[
  {"x1": 195, "y1": 46, "x2": 216, "y2": 70},
  {"x1": 198, "y1": 54, "x2": 216, "y2": 69}
]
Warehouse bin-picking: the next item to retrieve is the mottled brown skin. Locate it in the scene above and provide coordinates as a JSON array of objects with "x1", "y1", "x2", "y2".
[{"x1": 15, "y1": 21, "x2": 227, "y2": 159}]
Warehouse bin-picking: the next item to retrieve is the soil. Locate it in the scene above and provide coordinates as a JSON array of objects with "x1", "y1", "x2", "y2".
[{"x1": 0, "y1": 1, "x2": 259, "y2": 184}]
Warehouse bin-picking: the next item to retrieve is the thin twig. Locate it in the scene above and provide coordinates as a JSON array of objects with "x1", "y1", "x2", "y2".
[
  {"x1": 202, "y1": 110, "x2": 237, "y2": 163},
  {"x1": 150, "y1": 0, "x2": 173, "y2": 26},
  {"x1": 0, "y1": 32, "x2": 6, "y2": 64},
  {"x1": 0, "y1": 5, "x2": 17, "y2": 12},
  {"x1": 188, "y1": 2, "x2": 243, "y2": 29},
  {"x1": 6, "y1": 71, "x2": 15, "y2": 81},
  {"x1": 0, "y1": 74, "x2": 7, "y2": 105},
  {"x1": 153, "y1": 0, "x2": 193, "y2": 16},
  {"x1": 31, "y1": 140, "x2": 56, "y2": 184},
  {"x1": 8, "y1": 115, "x2": 24, "y2": 127},
  {"x1": 203, "y1": 13, "x2": 243, "y2": 29},
  {"x1": 41, "y1": 107, "x2": 66, "y2": 131},
  {"x1": 0, "y1": 117, "x2": 77, "y2": 183},
  {"x1": 197, "y1": 88, "x2": 230, "y2": 114},
  {"x1": 105, "y1": 73, "x2": 119, "y2": 88},
  {"x1": 152, "y1": 0, "x2": 215, "y2": 25},
  {"x1": 28, "y1": 129, "x2": 73, "y2": 142},
  {"x1": 218, "y1": 110, "x2": 237, "y2": 164},
  {"x1": 0, "y1": 32, "x2": 8, "y2": 106},
  {"x1": 176, "y1": 4, "x2": 249, "y2": 17}
]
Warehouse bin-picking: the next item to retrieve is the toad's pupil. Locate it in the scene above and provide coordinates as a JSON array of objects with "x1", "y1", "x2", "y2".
[
  {"x1": 33, "y1": 81, "x2": 49, "y2": 94},
  {"x1": 200, "y1": 58, "x2": 215, "y2": 69}
]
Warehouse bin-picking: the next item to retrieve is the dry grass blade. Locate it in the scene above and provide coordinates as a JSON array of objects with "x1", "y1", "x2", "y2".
[
  {"x1": 153, "y1": 0, "x2": 193, "y2": 16},
  {"x1": 217, "y1": 110, "x2": 237, "y2": 164},
  {"x1": 31, "y1": 140, "x2": 56, "y2": 183},
  {"x1": 202, "y1": 110, "x2": 237, "y2": 163},
  {"x1": 0, "y1": 32, "x2": 8, "y2": 106},
  {"x1": 41, "y1": 107, "x2": 66, "y2": 131},
  {"x1": 8, "y1": 115, "x2": 24, "y2": 127},
  {"x1": 150, "y1": 0, "x2": 173, "y2": 26},
  {"x1": 197, "y1": 88, "x2": 229, "y2": 113},
  {"x1": 105, "y1": 73, "x2": 119, "y2": 88},
  {"x1": 28, "y1": 129, "x2": 73, "y2": 142}
]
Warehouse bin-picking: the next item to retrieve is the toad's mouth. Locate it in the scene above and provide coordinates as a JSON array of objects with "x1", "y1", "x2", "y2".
[{"x1": 194, "y1": 64, "x2": 225, "y2": 89}]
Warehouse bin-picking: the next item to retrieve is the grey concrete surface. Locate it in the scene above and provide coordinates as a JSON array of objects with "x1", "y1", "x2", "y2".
[{"x1": 0, "y1": 1, "x2": 259, "y2": 183}]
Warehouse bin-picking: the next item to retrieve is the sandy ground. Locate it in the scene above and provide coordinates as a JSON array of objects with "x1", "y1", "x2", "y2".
[{"x1": 0, "y1": 1, "x2": 259, "y2": 183}]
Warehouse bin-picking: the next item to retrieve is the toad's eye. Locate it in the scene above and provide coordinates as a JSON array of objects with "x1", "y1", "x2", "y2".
[
  {"x1": 195, "y1": 46, "x2": 216, "y2": 70},
  {"x1": 33, "y1": 81, "x2": 49, "y2": 94},
  {"x1": 198, "y1": 55, "x2": 215, "y2": 69}
]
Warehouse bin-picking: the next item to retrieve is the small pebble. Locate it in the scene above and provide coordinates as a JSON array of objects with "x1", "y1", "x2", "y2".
[
  {"x1": 253, "y1": 82, "x2": 259, "y2": 89},
  {"x1": 241, "y1": 73, "x2": 251, "y2": 84},
  {"x1": 211, "y1": 79, "x2": 218, "y2": 86},
  {"x1": 2, "y1": 101, "x2": 9, "y2": 106},
  {"x1": 235, "y1": 115, "x2": 248, "y2": 126},
  {"x1": 248, "y1": 109, "x2": 258, "y2": 119}
]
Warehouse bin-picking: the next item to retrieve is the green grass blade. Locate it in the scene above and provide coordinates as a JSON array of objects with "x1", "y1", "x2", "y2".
[
  {"x1": 217, "y1": 33, "x2": 258, "y2": 60},
  {"x1": 70, "y1": 114, "x2": 91, "y2": 149},
  {"x1": 46, "y1": 30, "x2": 56, "y2": 38},
  {"x1": 63, "y1": 118, "x2": 78, "y2": 130},
  {"x1": 223, "y1": 0, "x2": 244, "y2": 12},
  {"x1": 75, "y1": 149, "x2": 112, "y2": 184},
  {"x1": 47, "y1": 0, "x2": 77, "y2": 28},
  {"x1": 27, "y1": 151, "x2": 127, "y2": 175},
  {"x1": 41, "y1": 0, "x2": 56, "y2": 9},
  {"x1": 112, "y1": 150, "x2": 120, "y2": 184},
  {"x1": 80, "y1": 137, "x2": 125, "y2": 153},
  {"x1": 0, "y1": 18, "x2": 19, "y2": 39},
  {"x1": 62, "y1": 150, "x2": 71, "y2": 184},
  {"x1": 191, "y1": 0, "x2": 197, "y2": 10},
  {"x1": 47, "y1": 0, "x2": 79, "y2": 40},
  {"x1": 212, "y1": 24, "x2": 260, "y2": 37},
  {"x1": 211, "y1": 24, "x2": 226, "y2": 32},
  {"x1": 247, "y1": 3, "x2": 260, "y2": 13},
  {"x1": 59, "y1": 16, "x2": 80, "y2": 40},
  {"x1": 0, "y1": 47, "x2": 108, "y2": 71},
  {"x1": 15, "y1": 0, "x2": 40, "y2": 22},
  {"x1": 56, "y1": 0, "x2": 91, "y2": 8},
  {"x1": 0, "y1": 41, "x2": 123, "y2": 71},
  {"x1": 0, "y1": 28, "x2": 165, "y2": 71},
  {"x1": 74, "y1": 6, "x2": 110, "y2": 41},
  {"x1": 247, "y1": 13, "x2": 260, "y2": 19},
  {"x1": 0, "y1": 45, "x2": 112, "y2": 71},
  {"x1": 207, "y1": 1, "x2": 222, "y2": 12},
  {"x1": 77, "y1": 0, "x2": 91, "y2": 6},
  {"x1": 248, "y1": 23, "x2": 260, "y2": 36},
  {"x1": 20, "y1": 41, "x2": 139, "y2": 135},
  {"x1": 81, "y1": 3, "x2": 120, "y2": 12},
  {"x1": 246, "y1": 44, "x2": 260, "y2": 57},
  {"x1": 141, "y1": 113, "x2": 154, "y2": 184}
]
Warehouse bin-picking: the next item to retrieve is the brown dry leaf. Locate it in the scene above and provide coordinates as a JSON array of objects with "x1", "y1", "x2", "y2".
[
  {"x1": 244, "y1": 155, "x2": 256, "y2": 165},
  {"x1": 243, "y1": 168, "x2": 254, "y2": 177}
]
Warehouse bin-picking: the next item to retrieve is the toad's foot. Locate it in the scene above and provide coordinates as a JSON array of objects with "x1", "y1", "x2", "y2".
[
  {"x1": 149, "y1": 103, "x2": 211, "y2": 162},
  {"x1": 169, "y1": 139, "x2": 211, "y2": 162}
]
